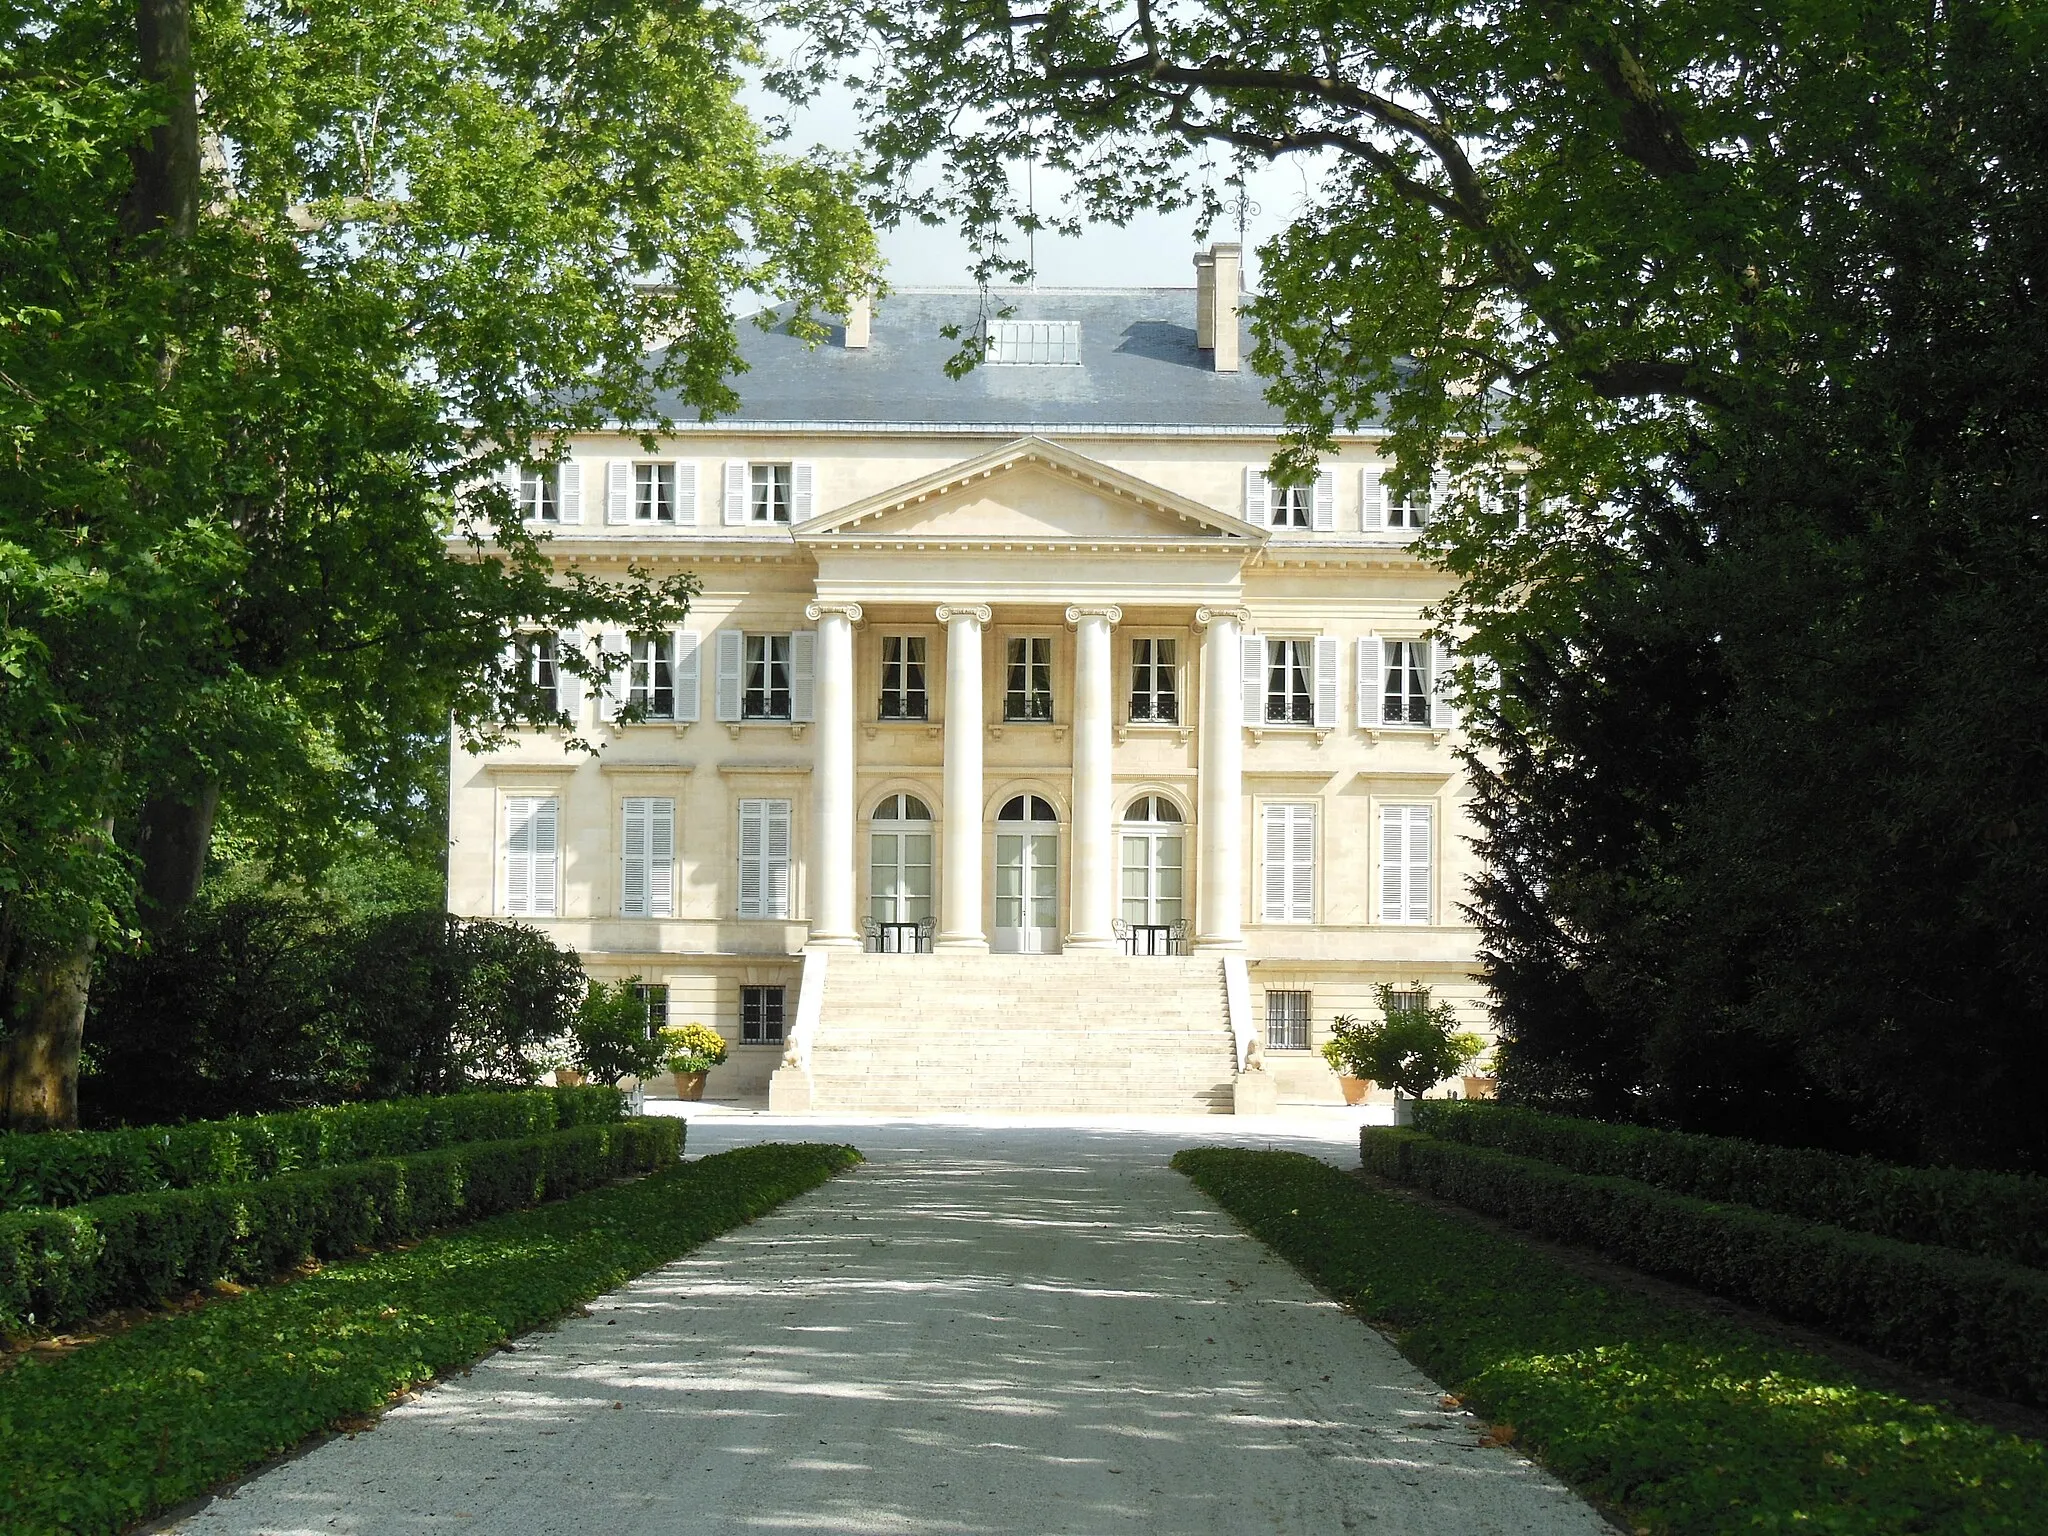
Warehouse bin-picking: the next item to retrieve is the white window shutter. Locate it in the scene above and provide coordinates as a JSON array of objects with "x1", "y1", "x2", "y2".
[
  {"x1": 558, "y1": 462, "x2": 583, "y2": 525},
  {"x1": 715, "y1": 629, "x2": 744, "y2": 720},
  {"x1": 789, "y1": 629, "x2": 817, "y2": 722},
  {"x1": 1407, "y1": 804, "x2": 1433, "y2": 922},
  {"x1": 556, "y1": 629, "x2": 584, "y2": 722},
  {"x1": 1288, "y1": 803, "x2": 1315, "y2": 921},
  {"x1": 605, "y1": 460, "x2": 631, "y2": 525},
  {"x1": 1262, "y1": 806, "x2": 1289, "y2": 922},
  {"x1": 505, "y1": 797, "x2": 533, "y2": 914},
  {"x1": 1429, "y1": 640, "x2": 1458, "y2": 730},
  {"x1": 1312, "y1": 637, "x2": 1339, "y2": 727},
  {"x1": 765, "y1": 799, "x2": 792, "y2": 918},
  {"x1": 503, "y1": 463, "x2": 523, "y2": 503},
  {"x1": 673, "y1": 630, "x2": 700, "y2": 722},
  {"x1": 1356, "y1": 635, "x2": 1381, "y2": 726},
  {"x1": 649, "y1": 797, "x2": 675, "y2": 917},
  {"x1": 1360, "y1": 467, "x2": 1385, "y2": 532},
  {"x1": 1243, "y1": 467, "x2": 1269, "y2": 524},
  {"x1": 738, "y1": 799, "x2": 765, "y2": 917},
  {"x1": 621, "y1": 798, "x2": 650, "y2": 917},
  {"x1": 600, "y1": 630, "x2": 628, "y2": 717},
  {"x1": 722, "y1": 461, "x2": 747, "y2": 525},
  {"x1": 674, "y1": 461, "x2": 698, "y2": 527},
  {"x1": 529, "y1": 796, "x2": 558, "y2": 916},
  {"x1": 791, "y1": 461, "x2": 815, "y2": 521},
  {"x1": 1426, "y1": 471, "x2": 1449, "y2": 528},
  {"x1": 1312, "y1": 470, "x2": 1336, "y2": 531},
  {"x1": 1241, "y1": 632, "x2": 1265, "y2": 726},
  {"x1": 1380, "y1": 806, "x2": 1406, "y2": 922}
]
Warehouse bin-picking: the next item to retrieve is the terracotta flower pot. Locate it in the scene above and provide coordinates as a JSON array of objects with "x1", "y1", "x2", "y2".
[
  {"x1": 1462, "y1": 1075, "x2": 1498, "y2": 1101},
  {"x1": 1339, "y1": 1076, "x2": 1372, "y2": 1106},
  {"x1": 672, "y1": 1069, "x2": 708, "y2": 1101},
  {"x1": 555, "y1": 1068, "x2": 586, "y2": 1088}
]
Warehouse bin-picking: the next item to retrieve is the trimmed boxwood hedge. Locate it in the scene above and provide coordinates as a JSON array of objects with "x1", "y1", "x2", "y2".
[
  {"x1": 0, "y1": 1086, "x2": 623, "y2": 1213},
  {"x1": 0, "y1": 1116, "x2": 680, "y2": 1332},
  {"x1": 1414, "y1": 1100, "x2": 2048, "y2": 1269},
  {"x1": 1362, "y1": 1126, "x2": 2048, "y2": 1405}
]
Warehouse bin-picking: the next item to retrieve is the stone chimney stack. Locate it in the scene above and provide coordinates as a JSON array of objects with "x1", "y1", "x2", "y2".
[
  {"x1": 843, "y1": 292, "x2": 871, "y2": 349},
  {"x1": 1208, "y1": 243, "x2": 1241, "y2": 373},
  {"x1": 1194, "y1": 250, "x2": 1217, "y2": 350}
]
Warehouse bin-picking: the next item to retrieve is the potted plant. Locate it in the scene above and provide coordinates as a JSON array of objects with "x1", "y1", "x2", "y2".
[
  {"x1": 1320, "y1": 1020, "x2": 1375, "y2": 1104},
  {"x1": 569, "y1": 977, "x2": 671, "y2": 1088},
  {"x1": 660, "y1": 1022, "x2": 729, "y2": 1101},
  {"x1": 1339, "y1": 985, "x2": 1487, "y2": 1124}
]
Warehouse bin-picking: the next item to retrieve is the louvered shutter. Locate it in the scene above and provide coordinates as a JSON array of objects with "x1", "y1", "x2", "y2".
[
  {"x1": 1356, "y1": 635, "x2": 1382, "y2": 726},
  {"x1": 1241, "y1": 632, "x2": 1265, "y2": 726},
  {"x1": 1428, "y1": 640, "x2": 1458, "y2": 730},
  {"x1": 556, "y1": 629, "x2": 583, "y2": 722},
  {"x1": 715, "y1": 629, "x2": 744, "y2": 720},
  {"x1": 1262, "y1": 805, "x2": 1289, "y2": 922},
  {"x1": 1312, "y1": 470, "x2": 1336, "y2": 531},
  {"x1": 738, "y1": 799, "x2": 766, "y2": 917},
  {"x1": 1360, "y1": 466, "x2": 1384, "y2": 532},
  {"x1": 789, "y1": 630, "x2": 816, "y2": 722},
  {"x1": 1288, "y1": 803, "x2": 1315, "y2": 921},
  {"x1": 527, "y1": 797, "x2": 559, "y2": 916},
  {"x1": 1313, "y1": 637, "x2": 1339, "y2": 727},
  {"x1": 1426, "y1": 470, "x2": 1448, "y2": 529},
  {"x1": 791, "y1": 461, "x2": 815, "y2": 521},
  {"x1": 1406, "y1": 804, "x2": 1432, "y2": 922},
  {"x1": 1243, "y1": 467, "x2": 1269, "y2": 524},
  {"x1": 673, "y1": 630, "x2": 701, "y2": 722},
  {"x1": 600, "y1": 630, "x2": 628, "y2": 718},
  {"x1": 674, "y1": 462, "x2": 698, "y2": 526},
  {"x1": 722, "y1": 461, "x2": 748, "y2": 525},
  {"x1": 503, "y1": 463, "x2": 523, "y2": 508},
  {"x1": 621, "y1": 798, "x2": 650, "y2": 916},
  {"x1": 558, "y1": 462, "x2": 583, "y2": 525},
  {"x1": 1381, "y1": 804, "x2": 1432, "y2": 923},
  {"x1": 648, "y1": 797, "x2": 675, "y2": 917},
  {"x1": 764, "y1": 799, "x2": 791, "y2": 918},
  {"x1": 606, "y1": 461, "x2": 631, "y2": 524},
  {"x1": 505, "y1": 797, "x2": 533, "y2": 914}
]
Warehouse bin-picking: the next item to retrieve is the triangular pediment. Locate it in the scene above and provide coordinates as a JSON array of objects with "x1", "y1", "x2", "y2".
[{"x1": 794, "y1": 437, "x2": 1266, "y2": 546}]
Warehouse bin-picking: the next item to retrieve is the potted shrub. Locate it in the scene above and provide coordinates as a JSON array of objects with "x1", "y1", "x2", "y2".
[
  {"x1": 660, "y1": 1022, "x2": 729, "y2": 1101},
  {"x1": 569, "y1": 977, "x2": 671, "y2": 1088},
  {"x1": 1340, "y1": 985, "x2": 1487, "y2": 1124},
  {"x1": 1320, "y1": 1021, "x2": 1374, "y2": 1104}
]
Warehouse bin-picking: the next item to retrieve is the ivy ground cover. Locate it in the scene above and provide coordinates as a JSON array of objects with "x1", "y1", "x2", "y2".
[
  {"x1": 1173, "y1": 1147, "x2": 2048, "y2": 1536},
  {"x1": 0, "y1": 1142, "x2": 862, "y2": 1535}
]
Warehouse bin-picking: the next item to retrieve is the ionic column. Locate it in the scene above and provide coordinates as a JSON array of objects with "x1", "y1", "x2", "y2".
[
  {"x1": 1195, "y1": 606, "x2": 1249, "y2": 950},
  {"x1": 1065, "y1": 604, "x2": 1122, "y2": 950},
  {"x1": 805, "y1": 601, "x2": 862, "y2": 948},
  {"x1": 935, "y1": 604, "x2": 991, "y2": 952}
]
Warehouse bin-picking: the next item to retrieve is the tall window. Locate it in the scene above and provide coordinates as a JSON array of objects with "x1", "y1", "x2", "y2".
[
  {"x1": 634, "y1": 462, "x2": 676, "y2": 522},
  {"x1": 870, "y1": 794, "x2": 934, "y2": 929},
  {"x1": 620, "y1": 797, "x2": 675, "y2": 918},
  {"x1": 634, "y1": 983, "x2": 669, "y2": 1033},
  {"x1": 1262, "y1": 802, "x2": 1315, "y2": 923},
  {"x1": 1120, "y1": 796, "x2": 1184, "y2": 929},
  {"x1": 880, "y1": 636, "x2": 928, "y2": 720},
  {"x1": 519, "y1": 632, "x2": 558, "y2": 717},
  {"x1": 1383, "y1": 640, "x2": 1430, "y2": 725},
  {"x1": 630, "y1": 634, "x2": 674, "y2": 719},
  {"x1": 1380, "y1": 804, "x2": 1433, "y2": 924},
  {"x1": 744, "y1": 634, "x2": 792, "y2": 719},
  {"x1": 1129, "y1": 638, "x2": 1177, "y2": 723},
  {"x1": 1265, "y1": 639, "x2": 1314, "y2": 724},
  {"x1": 750, "y1": 463, "x2": 792, "y2": 523},
  {"x1": 1005, "y1": 637, "x2": 1053, "y2": 721},
  {"x1": 1266, "y1": 991, "x2": 1311, "y2": 1052},
  {"x1": 1388, "y1": 486, "x2": 1430, "y2": 530},
  {"x1": 737, "y1": 798, "x2": 792, "y2": 919},
  {"x1": 1270, "y1": 483, "x2": 1312, "y2": 529},
  {"x1": 504, "y1": 796, "x2": 559, "y2": 916},
  {"x1": 741, "y1": 985, "x2": 785, "y2": 1044},
  {"x1": 519, "y1": 466, "x2": 559, "y2": 523}
]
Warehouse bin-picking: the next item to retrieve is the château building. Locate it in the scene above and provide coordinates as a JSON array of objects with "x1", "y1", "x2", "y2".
[{"x1": 447, "y1": 245, "x2": 1485, "y2": 1112}]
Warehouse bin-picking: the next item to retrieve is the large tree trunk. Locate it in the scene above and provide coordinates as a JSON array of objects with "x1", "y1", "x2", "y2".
[
  {"x1": 121, "y1": 0, "x2": 200, "y2": 243},
  {"x1": 136, "y1": 782, "x2": 221, "y2": 931},
  {"x1": 0, "y1": 930, "x2": 96, "y2": 1131}
]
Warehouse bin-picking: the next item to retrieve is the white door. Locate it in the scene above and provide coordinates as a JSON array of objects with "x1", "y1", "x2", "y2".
[
  {"x1": 993, "y1": 794, "x2": 1060, "y2": 954},
  {"x1": 869, "y1": 793, "x2": 934, "y2": 950}
]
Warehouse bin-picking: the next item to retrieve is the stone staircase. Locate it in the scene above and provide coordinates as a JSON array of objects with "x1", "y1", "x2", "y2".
[{"x1": 802, "y1": 952, "x2": 1238, "y2": 1114}]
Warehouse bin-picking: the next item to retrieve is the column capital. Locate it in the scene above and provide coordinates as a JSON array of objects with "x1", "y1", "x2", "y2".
[
  {"x1": 1195, "y1": 605, "x2": 1252, "y2": 630},
  {"x1": 805, "y1": 600, "x2": 864, "y2": 624},
  {"x1": 935, "y1": 603, "x2": 992, "y2": 626},
  {"x1": 1063, "y1": 604, "x2": 1123, "y2": 627}
]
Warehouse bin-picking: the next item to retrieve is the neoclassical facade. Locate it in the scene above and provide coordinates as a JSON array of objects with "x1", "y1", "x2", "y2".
[{"x1": 448, "y1": 250, "x2": 1486, "y2": 1109}]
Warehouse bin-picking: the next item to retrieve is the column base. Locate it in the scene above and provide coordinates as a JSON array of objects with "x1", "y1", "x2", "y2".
[
  {"x1": 933, "y1": 935, "x2": 990, "y2": 954},
  {"x1": 1062, "y1": 934, "x2": 1115, "y2": 951},
  {"x1": 1192, "y1": 937, "x2": 1247, "y2": 953},
  {"x1": 803, "y1": 933, "x2": 863, "y2": 951}
]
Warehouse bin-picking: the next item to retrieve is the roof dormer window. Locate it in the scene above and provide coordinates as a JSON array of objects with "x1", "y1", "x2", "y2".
[{"x1": 986, "y1": 319, "x2": 1081, "y2": 366}]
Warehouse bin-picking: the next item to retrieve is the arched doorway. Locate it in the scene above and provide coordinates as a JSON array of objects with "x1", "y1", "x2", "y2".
[
  {"x1": 1119, "y1": 795, "x2": 1186, "y2": 952},
  {"x1": 994, "y1": 794, "x2": 1060, "y2": 954},
  {"x1": 868, "y1": 793, "x2": 933, "y2": 951}
]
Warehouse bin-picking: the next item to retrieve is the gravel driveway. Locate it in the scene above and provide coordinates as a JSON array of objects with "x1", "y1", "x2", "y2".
[{"x1": 171, "y1": 1114, "x2": 1610, "y2": 1535}]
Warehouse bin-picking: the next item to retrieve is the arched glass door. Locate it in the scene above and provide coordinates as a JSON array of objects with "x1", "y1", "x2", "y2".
[
  {"x1": 994, "y1": 794, "x2": 1060, "y2": 954},
  {"x1": 869, "y1": 793, "x2": 933, "y2": 951},
  {"x1": 1119, "y1": 796, "x2": 1185, "y2": 951}
]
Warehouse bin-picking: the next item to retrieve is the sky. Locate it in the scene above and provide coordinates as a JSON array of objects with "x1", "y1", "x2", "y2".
[{"x1": 745, "y1": 64, "x2": 1321, "y2": 292}]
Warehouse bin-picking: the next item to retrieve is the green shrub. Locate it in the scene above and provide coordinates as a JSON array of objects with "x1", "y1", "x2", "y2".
[
  {"x1": 1414, "y1": 1100, "x2": 2048, "y2": 1269},
  {"x1": 571, "y1": 978, "x2": 671, "y2": 1085},
  {"x1": 1175, "y1": 1146, "x2": 2048, "y2": 1536},
  {"x1": 0, "y1": 1142, "x2": 860, "y2": 1536},
  {"x1": 0, "y1": 1086, "x2": 621, "y2": 1213},
  {"x1": 0, "y1": 1117, "x2": 679, "y2": 1332},
  {"x1": 1322, "y1": 985, "x2": 1483, "y2": 1097},
  {"x1": 1362, "y1": 1127, "x2": 2048, "y2": 1405}
]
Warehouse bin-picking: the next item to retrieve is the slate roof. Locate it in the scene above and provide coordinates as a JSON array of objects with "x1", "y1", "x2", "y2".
[{"x1": 664, "y1": 287, "x2": 1308, "y2": 433}]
